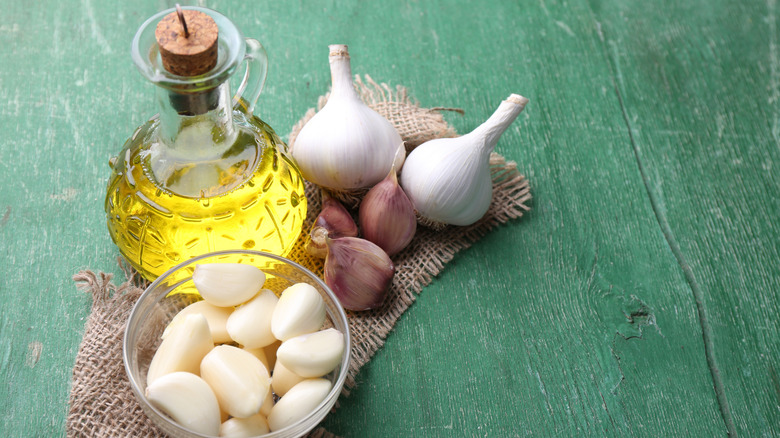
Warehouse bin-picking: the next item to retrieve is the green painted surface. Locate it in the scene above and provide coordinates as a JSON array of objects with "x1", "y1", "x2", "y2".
[{"x1": 0, "y1": 0, "x2": 776, "y2": 436}]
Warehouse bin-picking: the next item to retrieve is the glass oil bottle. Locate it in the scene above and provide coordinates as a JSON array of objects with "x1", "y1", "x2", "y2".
[{"x1": 105, "y1": 6, "x2": 307, "y2": 280}]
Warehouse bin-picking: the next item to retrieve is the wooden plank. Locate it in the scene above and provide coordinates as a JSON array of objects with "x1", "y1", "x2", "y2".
[
  {"x1": 0, "y1": 0, "x2": 767, "y2": 436},
  {"x1": 588, "y1": 0, "x2": 780, "y2": 435}
]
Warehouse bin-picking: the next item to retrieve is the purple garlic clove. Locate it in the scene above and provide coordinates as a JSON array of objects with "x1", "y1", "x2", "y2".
[
  {"x1": 307, "y1": 191, "x2": 359, "y2": 258},
  {"x1": 324, "y1": 236, "x2": 394, "y2": 311},
  {"x1": 358, "y1": 169, "x2": 417, "y2": 256}
]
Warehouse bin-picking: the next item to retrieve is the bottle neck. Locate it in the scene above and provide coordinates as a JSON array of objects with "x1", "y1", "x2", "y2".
[{"x1": 156, "y1": 82, "x2": 237, "y2": 148}]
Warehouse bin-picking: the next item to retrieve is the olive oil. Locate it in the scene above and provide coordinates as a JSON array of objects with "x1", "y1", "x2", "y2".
[{"x1": 106, "y1": 111, "x2": 307, "y2": 280}]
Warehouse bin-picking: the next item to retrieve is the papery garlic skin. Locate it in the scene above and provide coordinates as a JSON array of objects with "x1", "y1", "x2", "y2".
[
  {"x1": 271, "y1": 283, "x2": 326, "y2": 341},
  {"x1": 267, "y1": 379, "x2": 333, "y2": 432},
  {"x1": 400, "y1": 94, "x2": 529, "y2": 226},
  {"x1": 226, "y1": 289, "x2": 278, "y2": 348},
  {"x1": 219, "y1": 413, "x2": 270, "y2": 437},
  {"x1": 290, "y1": 44, "x2": 404, "y2": 190},
  {"x1": 200, "y1": 345, "x2": 271, "y2": 419},
  {"x1": 147, "y1": 313, "x2": 213, "y2": 386},
  {"x1": 192, "y1": 263, "x2": 265, "y2": 307},
  {"x1": 276, "y1": 328, "x2": 345, "y2": 378},
  {"x1": 324, "y1": 236, "x2": 394, "y2": 310},
  {"x1": 359, "y1": 168, "x2": 417, "y2": 256},
  {"x1": 145, "y1": 372, "x2": 221, "y2": 436}
]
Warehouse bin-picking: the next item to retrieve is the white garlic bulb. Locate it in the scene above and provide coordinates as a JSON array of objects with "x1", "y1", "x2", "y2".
[
  {"x1": 290, "y1": 44, "x2": 405, "y2": 190},
  {"x1": 400, "y1": 94, "x2": 528, "y2": 226}
]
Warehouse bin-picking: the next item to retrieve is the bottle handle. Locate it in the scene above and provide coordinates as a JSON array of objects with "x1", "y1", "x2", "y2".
[{"x1": 233, "y1": 38, "x2": 268, "y2": 114}]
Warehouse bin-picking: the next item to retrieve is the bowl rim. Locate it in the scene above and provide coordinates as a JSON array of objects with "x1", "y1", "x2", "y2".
[{"x1": 122, "y1": 249, "x2": 352, "y2": 437}]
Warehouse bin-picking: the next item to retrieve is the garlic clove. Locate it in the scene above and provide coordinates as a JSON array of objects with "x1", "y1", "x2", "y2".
[
  {"x1": 243, "y1": 346, "x2": 271, "y2": 372},
  {"x1": 270, "y1": 358, "x2": 305, "y2": 397},
  {"x1": 226, "y1": 289, "x2": 279, "y2": 348},
  {"x1": 163, "y1": 300, "x2": 233, "y2": 344},
  {"x1": 264, "y1": 339, "x2": 282, "y2": 372},
  {"x1": 359, "y1": 167, "x2": 417, "y2": 256},
  {"x1": 267, "y1": 378, "x2": 333, "y2": 432},
  {"x1": 219, "y1": 413, "x2": 270, "y2": 437},
  {"x1": 271, "y1": 283, "x2": 326, "y2": 341},
  {"x1": 145, "y1": 372, "x2": 221, "y2": 436},
  {"x1": 307, "y1": 191, "x2": 358, "y2": 258},
  {"x1": 290, "y1": 44, "x2": 403, "y2": 191},
  {"x1": 276, "y1": 328, "x2": 345, "y2": 378},
  {"x1": 147, "y1": 313, "x2": 213, "y2": 386},
  {"x1": 200, "y1": 345, "x2": 271, "y2": 419},
  {"x1": 400, "y1": 94, "x2": 528, "y2": 226},
  {"x1": 324, "y1": 236, "x2": 394, "y2": 310},
  {"x1": 259, "y1": 385, "x2": 275, "y2": 417},
  {"x1": 192, "y1": 263, "x2": 266, "y2": 307}
]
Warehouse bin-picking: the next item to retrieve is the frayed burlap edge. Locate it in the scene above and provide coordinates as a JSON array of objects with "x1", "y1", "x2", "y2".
[{"x1": 67, "y1": 77, "x2": 530, "y2": 437}]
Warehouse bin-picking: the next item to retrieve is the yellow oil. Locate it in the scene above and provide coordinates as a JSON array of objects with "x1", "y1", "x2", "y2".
[{"x1": 105, "y1": 112, "x2": 307, "y2": 281}]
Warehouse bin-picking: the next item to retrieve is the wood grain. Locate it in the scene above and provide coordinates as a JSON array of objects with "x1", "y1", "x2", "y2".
[{"x1": 0, "y1": 0, "x2": 776, "y2": 437}]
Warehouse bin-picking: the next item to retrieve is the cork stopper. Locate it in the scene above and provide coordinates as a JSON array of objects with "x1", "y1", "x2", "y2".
[{"x1": 155, "y1": 7, "x2": 218, "y2": 76}]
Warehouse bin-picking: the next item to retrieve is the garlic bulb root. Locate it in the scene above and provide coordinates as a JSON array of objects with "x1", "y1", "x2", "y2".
[{"x1": 400, "y1": 94, "x2": 528, "y2": 227}]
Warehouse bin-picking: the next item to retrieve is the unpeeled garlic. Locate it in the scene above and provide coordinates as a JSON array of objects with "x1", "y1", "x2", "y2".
[
  {"x1": 359, "y1": 167, "x2": 417, "y2": 256},
  {"x1": 271, "y1": 283, "x2": 326, "y2": 341},
  {"x1": 400, "y1": 94, "x2": 529, "y2": 226},
  {"x1": 306, "y1": 190, "x2": 358, "y2": 258},
  {"x1": 200, "y1": 345, "x2": 271, "y2": 419},
  {"x1": 163, "y1": 300, "x2": 233, "y2": 344},
  {"x1": 267, "y1": 378, "x2": 333, "y2": 432},
  {"x1": 226, "y1": 289, "x2": 278, "y2": 348},
  {"x1": 290, "y1": 44, "x2": 405, "y2": 191},
  {"x1": 145, "y1": 372, "x2": 221, "y2": 436},
  {"x1": 322, "y1": 235, "x2": 394, "y2": 310},
  {"x1": 192, "y1": 263, "x2": 265, "y2": 307},
  {"x1": 147, "y1": 313, "x2": 213, "y2": 386},
  {"x1": 219, "y1": 413, "x2": 270, "y2": 437},
  {"x1": 276, "y1": 328, "x2": 345, "y2": 378}
]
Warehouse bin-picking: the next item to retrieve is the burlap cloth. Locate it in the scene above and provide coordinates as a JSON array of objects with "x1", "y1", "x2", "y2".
[{"x1": 67, "y1": 76, "x2": 531, "y2": 437}]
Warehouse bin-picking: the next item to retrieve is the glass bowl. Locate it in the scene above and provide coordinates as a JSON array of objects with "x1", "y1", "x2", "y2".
[{"x1": 123, "y1": 250, "x2": 351, "y2": 437}]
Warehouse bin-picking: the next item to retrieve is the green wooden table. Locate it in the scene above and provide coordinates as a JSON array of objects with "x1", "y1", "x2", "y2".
[{"x1": 1, "y1": 0, "x2": 778, "y2": 436}]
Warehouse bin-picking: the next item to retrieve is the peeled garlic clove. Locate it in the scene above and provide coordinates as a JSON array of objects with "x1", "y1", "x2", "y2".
[
  {"x1": 276, "y1": 328, "x2": 345, "y2": 378},
  {"x1": 226, "y1": 289, "x2": 278, "y2": 348},
  {"x1": 271, "y1": 283, "x2": 326, "y2": 341},
  {"x1": 264, "y1": 339, "x2": 282, "y2": 371},
  {"x1": 259, "y1": 385, "x2": 275, "y2": 416},
  {"x1": 270, "y1": 358, "x2": 305, "y2": 397},
  {"x1": 243, "y1": 346, "x2": 271, "y2": 372},
  {"x1": 359, "y1": 168, "x2": 417, "y2": 256},
  {"x1": 163, "y1": 300, "x2": 233, "y2": 344},
  {"x1": 290, "y1": 44, "x2": 404, "y2": 191},
  {"x1": 147, "y1": 313, "x2": 213, "y2": 386},
  {"x1": 145, "y1": 372, "x2": 221, "y2": 436},
  {"x1": 267, "y1": 378, "x2": 333, "y2": 432},
  {"x1": 200, "y1": 345, "x2": 271, "y2": 419},
  {"x1": 219, "y1": 413, "x2": 270, "y2": 437},
  {"x1": 307, "y1": 191, "x2": 358, "y2": 258},
  {"x1": 324, "y1": 236, "x2": 394, "y2": 310},
  {"x1": 400, "y1": 94, "x2": 529, "y2": 226},
  {"x1": 192, "y1": 263, "x2": 265, "y2": 307}
]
